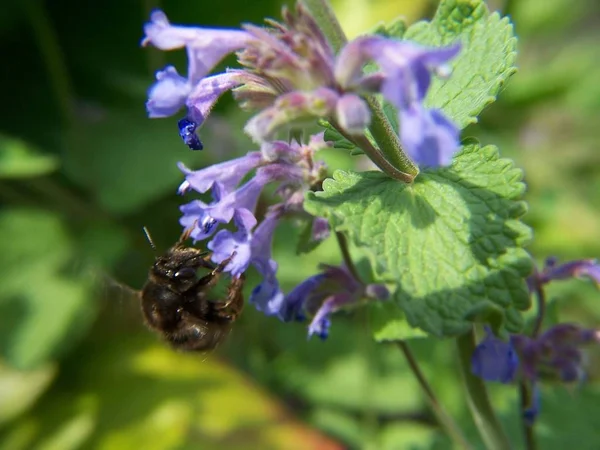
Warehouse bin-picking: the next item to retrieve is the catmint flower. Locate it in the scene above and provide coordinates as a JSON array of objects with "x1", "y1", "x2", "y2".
[
  {"x1": 177, "y1": 152, "x2": 262, "y2": 195},
  {"x1": 179, "y1": 165, "x2": 289, "y2": 241},
  {"x1": 511, "y1": 324, "x2": 600, "y2": 383},
  {"x1": 336, "y1": 36, "x2": 461, "y2": 166},
  {"x1": 277, "y1": 264, "x2": 389, "y2": 339},
  {"x1": 471, "y1": 326, "x2": 519, "y2": 383},
  {"x1": 472, "y1": 324, "x2": 599, "y2": 422},
  {"x1": 208, "y1": 208, "x2": 257, "y2": 276},
  {"x1": 473, "y1": 324, "x2": 600, "y2": 384},
  {"x1": 143, "y1": 10, "x2": 251, "y2": 148},
  {"x1": 142, "y1": 10, "x2": 251, "y2": 82},
  {"x1": 535, "y1": 257, "x2": 600, "y2": 287},
  {"x1": 144, "y1": 6, "x2": 461, "y2": 164}
]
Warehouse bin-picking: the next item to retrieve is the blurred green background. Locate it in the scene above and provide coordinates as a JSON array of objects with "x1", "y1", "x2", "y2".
[{"x1": 1, "y1": 0, "x2": 600, "y2": 448}]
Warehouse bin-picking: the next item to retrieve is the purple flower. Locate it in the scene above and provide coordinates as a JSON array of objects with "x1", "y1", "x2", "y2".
[
  {"x1": 308, "y1": 292, "x2": 353, "y2": 339},
  {"x1": 244, "y1": 88, "x2": 339, "y2": 143},
  {"x1": 275, "y1": 265, "x2": 389, "y2": 339},
  {"x1": 247, "y1": 210, "x2": 286, "y2": 315},
  {"x1": 208, "y1": 209, "x2": 256, "y2": 276},
  {"x1": 143, "y1": 11, "x2": 250, "y2": 147},
  {"x1": 512, "y1": 324, "x2": 599, "y2": 383},
  {"x1": 280, "y1": 274, "x2": 327, "y2": 322},
  {"x1": 147, "y1": 66, "x2": 191, "y2": 118},
  {"x1": 177, "y1": 151, "x2": 262, "y2": 196},
  {"x1": 537, "y1": 257, "x2": 600, "y2": 287},
  {"x1": 143, "y1": 10, "x2": 251, "y2": 83},
  {"x1": 336, "y1": 37, "x2": 461, "y2": 167},
  {"x1": 471, "y1": 327, "x2": 519, "y2": 383},
  {"x1": 179, "y1": 167, "x2": 278, "y2": 241}
]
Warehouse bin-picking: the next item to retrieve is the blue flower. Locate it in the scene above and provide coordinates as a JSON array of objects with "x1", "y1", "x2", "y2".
[
  {"x1": 177, "y1": 151, "x2": 262, "y2": 196},
  {"x1": 512, "y1": 324, "x2": 599, "y2": 383},
  {"x1": 275, "y1": 265, "x2": 389, "y2": 339},
  {"x1": 537, "y1": 257, "x2": 600, "y2": 287},
  {"x1": 143, "y1": 10, "x2": 250, "y2": 147},
  {"x1": 207, "y1": 209, "x2": 256, "y2": 276},
  {"x1": 471, "y1": 327, "x2": 519, "y2": 383},
  {"x1": 336, "y1": 37, "x2": 461, "y2": 167},
  {"x1": 179, "y1": 170, "x2": 272, "y2": 241},
  {"x1": 147, "y1": 66, "x2": 191, "y2": 118},
  {"x1": 143, "y1": 10, "x2": 251, "y2": 82}
]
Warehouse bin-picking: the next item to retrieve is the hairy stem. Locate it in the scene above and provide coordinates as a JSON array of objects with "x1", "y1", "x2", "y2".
[
  {"x1": 397, "y1": 342, "x2": 473, "y2": 449},
  {"x1": 330, "y1": 120, "x2": 415, "y2": 183},
  {"x1": 365, "y1": 97, "x2": 419, "y2": 177},
  {"x1": 302, "y1": 0, "x2": 347, "y2": 53},
  {"x1": 456, "y1": 328, "x2": 513, "y2": 450}
]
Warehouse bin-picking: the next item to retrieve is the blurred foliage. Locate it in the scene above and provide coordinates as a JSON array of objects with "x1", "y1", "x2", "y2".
[{"x1": 0, "y1": 0, "x2": 600, "y2": 448}]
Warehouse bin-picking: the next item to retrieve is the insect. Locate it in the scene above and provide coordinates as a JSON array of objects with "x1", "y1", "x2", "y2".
[{"x1": 140, "y1": 226, "x2": 244, "y2": 352}]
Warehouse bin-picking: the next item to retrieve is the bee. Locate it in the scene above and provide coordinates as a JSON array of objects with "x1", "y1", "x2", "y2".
[{"x1": 140, "y1": 226, "x2": 244, "y2": 352}]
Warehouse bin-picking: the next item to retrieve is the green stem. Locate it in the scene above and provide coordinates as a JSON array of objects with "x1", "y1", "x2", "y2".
[
  {"x1": 366, "y1": 97, "x2": 419, "y2": 176},
  {"x1": 398, "y1": 341, "x2": 473, "y2": 450},
  {"x1": 456, "y1": 328, "x2": 513, "y2": 450},
  {"x1": 335, "y1": 231, "x2": 361, "y2": 281},
  {"x1": 302, "y1": 0, "x2": 347, "y2": 53},
  {"x1": 531, "y1": 276, "x2": 546, "y2": 338},
  {"x1": 331, "y1": 120, "x2": 415, "y2": 183}
]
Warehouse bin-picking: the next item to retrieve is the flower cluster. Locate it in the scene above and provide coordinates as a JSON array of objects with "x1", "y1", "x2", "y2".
[
  {"x1": 142, "y1": 5, "x2": 461, "y2": 166},
  {"x1": 142, "y1": 5, "x2": 458, "y2": 335},
  {"x1": 471, "y1": 257, "x2": 600, "y2": 421}
]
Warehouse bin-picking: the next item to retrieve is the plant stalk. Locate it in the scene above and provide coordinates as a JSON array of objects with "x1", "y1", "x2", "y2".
[
  {"x1": 456, "y1": 328, "x2": 513, "y2": 450},
  {"x1": 398, "y1": 341, "x2": 473, "y2": 449}
]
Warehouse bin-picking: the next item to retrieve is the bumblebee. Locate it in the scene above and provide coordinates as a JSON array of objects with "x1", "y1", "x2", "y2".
[{"x1": 140, "y1": 227, "x2": 244, "y2": 352}]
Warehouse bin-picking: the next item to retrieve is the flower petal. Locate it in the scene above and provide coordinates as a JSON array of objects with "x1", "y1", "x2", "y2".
[
  {"x1": 399, "y1": 105, "x2": 459, "y2": 167},
  {"x1": 471, "y1": 327, "x2": 519, "y2": 383},
  {"x1": 146, "y1": 66, "x2": 191, "y2": 118}
]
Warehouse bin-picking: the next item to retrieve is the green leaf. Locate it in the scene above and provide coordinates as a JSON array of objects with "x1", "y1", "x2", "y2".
[
  {"x1": 305, "y1": 144, "x2": 533, "y2": 337},
  {"x1": 0, "y1": 136, "x2": 58, "y2": 178},
  {"x1": 0, "y1": 210, "x2": 95, "y2": 368},
  {"x1": 405, "y1": 0, "x2": 517, "y2": 129}
]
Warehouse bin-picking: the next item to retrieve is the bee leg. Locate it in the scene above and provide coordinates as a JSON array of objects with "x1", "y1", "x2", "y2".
[
  {"x1": 212, "y1": 274, "x2": 245, "y2": 320},
  {"x1": 195, "y1": 252, "x2": 237, "y2": 290}
]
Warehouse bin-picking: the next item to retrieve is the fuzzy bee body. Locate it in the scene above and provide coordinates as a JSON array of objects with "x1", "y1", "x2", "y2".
[{"x1": 140, "y1": 229, "x2": 244, "y2": 352}]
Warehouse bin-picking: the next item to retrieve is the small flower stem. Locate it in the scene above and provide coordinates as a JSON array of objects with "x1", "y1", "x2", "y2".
[
  {"x1": 302, "y1": 0, "x2": 419, "y2": 181},
  {"x1": 531, "y1": 277, "x2": 546, "y2": 338},
  {"x1": 456, "y1": 328, "x2": 513, "y2": 450},
  {"x1": 330, "y1": 120, "x2": 416, "y2": 183},
  {"x1": 516, "y1": 272, "x2": 543, "y2": 450},
  {"x1": 397, "y1": 341, "x2": 473, "y2": 450},
  {"x1": 365, "y1": 97, "x2": 420, "y2": 177},
  {"x1": 334, "y1": 231, "x2": 361, "y2": 282},
  {"x1": 519, "y1": 382, "x2": 537, "y2": 450}
]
